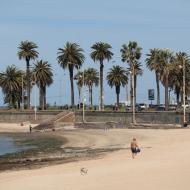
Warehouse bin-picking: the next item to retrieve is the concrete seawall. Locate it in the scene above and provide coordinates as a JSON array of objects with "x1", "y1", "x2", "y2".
[
  {"x1": 75, "y1": 111, "x2": 189, "y2": 125},
  {"x1": 0, "y1": 110, "x2": 188, "y2": 125},
  {"x1": 0, "y1": 110, "x2": 62, "y2": 123}
]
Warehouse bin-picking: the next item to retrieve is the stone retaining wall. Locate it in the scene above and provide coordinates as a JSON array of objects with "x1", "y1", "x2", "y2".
[
  {"x1": 0, "y1": 110, "x2": 189, "y2": 126},
  {"x1": 75, "y1": 111, "x2": 190, "y2": 125},
  {"x1": 0, "y1": 111, "x2": 62, "y2": 123}
]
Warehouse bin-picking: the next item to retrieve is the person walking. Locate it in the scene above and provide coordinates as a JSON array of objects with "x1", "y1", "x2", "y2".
[{"x1": 130, "y1": 138, "x2": 140, "y2": 159}]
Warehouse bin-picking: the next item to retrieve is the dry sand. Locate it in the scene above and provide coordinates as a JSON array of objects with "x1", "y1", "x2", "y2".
[
  {"x1": 0, "y1": 123, "x2": 38, "y2": 133},
  {"x1": 0, "y1": 125, "x2": 190, "y2": 190}
]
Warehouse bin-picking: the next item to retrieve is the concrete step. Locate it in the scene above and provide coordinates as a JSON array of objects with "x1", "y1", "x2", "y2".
[{"x1": 34, "y1": 111, "x2": 73, "y2": 130}]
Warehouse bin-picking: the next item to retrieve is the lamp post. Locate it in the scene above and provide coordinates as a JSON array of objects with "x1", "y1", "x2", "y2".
[
  {"x1": 99, "y1": 69, "x2": 101, "y2": 111},
  {"x1": 22, "y1": 75, "x2": 24, "y2": 110},
  {"x1": 82, "y1": 71, "x2": 86, "y2": 123},
  {"x1": 182, "y1": 58, "x2": 186, "y2": 126},
  {"x1": 179, "y1": 58, "x2": 186, "y2": 126},
  {"x1": 32, "y1": 72, "x2": 37, "y2": 121}
]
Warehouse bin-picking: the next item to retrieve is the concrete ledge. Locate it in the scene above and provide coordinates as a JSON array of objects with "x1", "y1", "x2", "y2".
[
  {"x1": 130, "y1": 123, "x2": 183, "y2": 129},
  {"x1": 75, "y1": 122, "x2": 186, "y2": 129}
]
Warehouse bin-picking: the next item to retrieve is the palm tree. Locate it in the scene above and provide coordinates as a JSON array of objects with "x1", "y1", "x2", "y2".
[
  {"x1": 146, "y1": 49, "x2": 162, "y2": 105},
  {"x1": 107, "y1": 66, "x2": 128, "y2": 107},
  {"x1": 0, "y1": 65, "x2": 23, "y2": 108},
  {"x1": 74, "y1": 71, "x2": 84, "y2": 108},
  {"x1": 171, "y1": 52, "x2": 190, "y2": 105},
  {"x1": 91, "y1": 42, "x2": 113, "y2": 110},
  {"x1": 57, "y1": 42, "x2": 85, "y2": 109},
  {"x1": 168, "y1": 63, "x2": 182, "y2": 105},
  {"x1": 33, "y1": 60, "x2": 53, "y2": 110},
  {"x1": 159, "y1": 49, "x2": 174, "y2": 110},
  {"x1": 18, "y1": 41, "x2": 39, "y2": 109},
  {"x1": 120, "y1": 41, "x2": 142, "y2": 107},
  {"x1": 84, "y1": 68, "x2": 99, "y2": 108}
]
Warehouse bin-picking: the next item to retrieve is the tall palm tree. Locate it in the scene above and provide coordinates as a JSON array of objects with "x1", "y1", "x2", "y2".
[
  {"x1": 91, "y1": 42, "x2": 113, "y2": 110},
  {"x1": 146, "y1": 49, "x2": 162, "y2": 105},
  {"x1": 18, "y1": 41, "x2": 39, "y2": 109},
  {"x1": 33, "y1": 60, "x2": 53, "y2": 110},
  {"x1": 107, "y1": 66, "x2": 128, "y2": 107},
  {"x1": 168, "y1": 63, "x2": 182, "y2": 105},
  {"x1": 120, "y1": 41, "x2": 142, "y2": 107},
  {"x1": 159, "y1": 49, "x2": 174, "y2": 110},
  {"x1": 74, "y1": 71, "x2": 84, "y2": 108},
  {"x1": 57, "y1": 42, "x2": 85, "y2": 109},
  {"x1": 0, "y1": 65, "x2": 23, "y2": 108},
  {"x1": 172, "y1": 52, "x2": 190, "y2": 105},
  {"x1": 84, "y1": 68, "x2": 99, "y2": 108}
]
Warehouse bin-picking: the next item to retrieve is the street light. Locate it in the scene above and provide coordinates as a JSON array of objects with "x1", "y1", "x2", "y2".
[
  {"x1": 78, "y1": 71, "x2": 86, "y2": 123},
  {"x1": 99, "y1": 69, "x2": 101, "y2": 111},
  {"x1": 82, "y1": 71, "x2": 86, "y2": 123},
  {"x1": 132, "y1": 65, "x2": 136, "y2": 124},
  {"x1": 21, "y1": 74, "x2": 24, "y2": 110},
  {"x1": 179, "y1": 58, "x2": 186, "y2": 127},
  {"x1": 182, "y1": 58, "x2": 186, "y2": 126},
  {"x1": 31, "y1": 72, "x2": 37, "y2": 121}
]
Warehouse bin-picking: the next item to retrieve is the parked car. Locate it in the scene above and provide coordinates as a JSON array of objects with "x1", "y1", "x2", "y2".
[
  {"x1": 138, "y1": 103, "x2": 148, "y2": 110},
  {"x1": 169, "y1": 104, "x2": 177, "y2": 111},
  {"x1": 125, "y1": 104, "x2": 141, "y2": 112}
]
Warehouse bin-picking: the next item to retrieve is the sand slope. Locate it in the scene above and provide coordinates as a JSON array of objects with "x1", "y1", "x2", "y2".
[{"x1": 1, "y1": 128, "x2": 190, "y2": 190}]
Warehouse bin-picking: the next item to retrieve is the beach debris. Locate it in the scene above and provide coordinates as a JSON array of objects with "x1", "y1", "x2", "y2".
[{"x1": 80, "y1": 167, "x2": 88, "y2": 175}]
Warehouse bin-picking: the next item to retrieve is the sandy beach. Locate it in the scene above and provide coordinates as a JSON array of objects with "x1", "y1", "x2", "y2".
[
  {"x1": 0, "y1": 123, "x2": 38, "y2": 133},
  {"x1": 0, "y1": 125, "x2": 190, "y2": 190}
]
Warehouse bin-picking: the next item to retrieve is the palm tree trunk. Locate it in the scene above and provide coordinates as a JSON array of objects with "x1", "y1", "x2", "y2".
[
  {"x1": 88, "y1": 86, "x2": 91, "y2": 107},
  {"x1": 155, "y1": 71, "x2": 160, "y2": 105},
  {"x1": 78, "y1": 86, "x2": 81, "y2": 109},
  {"x1": 165, "y1": 74, "x2": 169, "y2": 111},
  {"x1": 18, "y1": 101, "x2": 20, "y2": 109},
  {"x1": 90, "y1": 86, "x2": 93, "y2": 108},
  {"x1": 115, "y1": 85, "x2": 120, "y2": 107},
  {"x1": 176, "y1": 90, "x2": 180, "y2": 105},
  {"x1": 69, "y1": 65, "x2": 75, "y2": 109},
  {"x1": 134, "y1": 74, "x2": 137, "y2": 106},
  {"x1": 100, "y1": 61, "x2": 104, "y2": 110},
  {"x1": 180, "y1": 91, "x2": 183, "y2": 104},
  {"x1": 130, "y1": 72, "x2": 132, "y2": 107},
  {"x1": 26, "y1": 58, "x2": 30, "y2": 109},
  {"x1": 43, "y1": 86, "x2": 46, "y2": 110},
  {"x1": 39, "y1": 85, "x2": 43, "y2": 110}
]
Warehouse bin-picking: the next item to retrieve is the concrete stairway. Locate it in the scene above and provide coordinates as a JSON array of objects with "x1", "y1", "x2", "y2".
[
  {"x1": 54, "y1": 112, "x2": 75, "y2": 128},
  {"x1": 34, "y1": 111, "x2": 74, "y2": 130}
]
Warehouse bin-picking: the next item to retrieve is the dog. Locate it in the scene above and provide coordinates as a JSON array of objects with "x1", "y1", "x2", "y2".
[{"x1": 80, "y1": 167, "x2": 88, "y2": 175}]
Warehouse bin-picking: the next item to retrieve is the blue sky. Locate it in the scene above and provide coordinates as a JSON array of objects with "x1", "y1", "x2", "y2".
[{"x1": 0, "y1": 0, "x2": 189, "y2": 106}]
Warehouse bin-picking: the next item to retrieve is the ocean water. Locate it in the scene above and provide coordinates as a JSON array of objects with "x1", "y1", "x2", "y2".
[{"x1": 0, "y1": 136, "x2": 28, "y2": 156}]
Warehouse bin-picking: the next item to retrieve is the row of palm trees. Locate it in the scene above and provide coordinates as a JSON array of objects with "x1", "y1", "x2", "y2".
[
  {"x1": 0, "y1": 40, "x2": 189, "y2": 111},
  {"x1": 74, "y1": 66, "x2": 128, "y2": 109},
  {"x1": 146, "y1": 49, "x2": 190, "y2": 110},
  {"x1": 0, "y1": 61, "x2": 53, "y2": 109}
]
